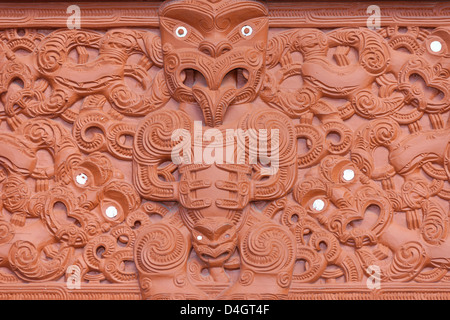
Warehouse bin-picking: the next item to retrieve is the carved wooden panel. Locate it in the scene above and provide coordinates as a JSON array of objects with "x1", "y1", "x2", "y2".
[{"x1": 0, "y1": 0, "x2": 449, "y2": 300}]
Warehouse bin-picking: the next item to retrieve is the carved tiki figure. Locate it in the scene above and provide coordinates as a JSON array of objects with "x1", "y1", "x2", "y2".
[{"x1": 133, "y1": 0, "x2": 298, "y2": 299}]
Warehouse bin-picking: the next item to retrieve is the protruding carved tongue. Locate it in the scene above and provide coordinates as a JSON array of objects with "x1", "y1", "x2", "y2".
[{"x1": 192, "y1": 86, "x2": 237, "y2": 127}]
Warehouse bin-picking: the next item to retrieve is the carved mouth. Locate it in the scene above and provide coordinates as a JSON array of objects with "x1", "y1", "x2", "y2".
[
  {"x1": 181, "y1": 68, "x2": 207, "y2": 88},
  {"x1": 181, "y1": 68, "x2": 248, "y2": 90},
  {"x1": 202, "y1": 251, "x2": 230, "y2": 261},
  {"x1": 181, "y1": 68, "x2": 250, "y2": 126},
  {"x1": 224, "y1": 68, "x2": 249, "y2": 89},
  {"x1": 200, "y1": 251, "x2": 231, "y2": 264}
]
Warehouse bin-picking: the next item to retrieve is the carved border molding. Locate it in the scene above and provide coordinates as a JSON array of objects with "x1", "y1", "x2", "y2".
[
  {"x1": 1, "y1": 283, "x2": 450, "y2": 300},
  {"x1": 1, "y1": 2, "x2": 450, "y2": 29},
  {"x1": 1, "y1": 0, "x2": 450, "y2": 300}
]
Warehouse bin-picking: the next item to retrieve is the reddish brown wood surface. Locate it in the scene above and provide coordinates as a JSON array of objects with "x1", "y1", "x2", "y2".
[{"x1": 0, "y1": 0, "x2": 449, "y2": 299}]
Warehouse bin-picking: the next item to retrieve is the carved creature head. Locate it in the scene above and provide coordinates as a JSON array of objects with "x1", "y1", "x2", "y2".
[
  {"x1": 294, "y1": 156, "x2": 393, "y2": 248},
  {"x1": 159, "y1": 0, "x2": 269, "y2": 127},
  {"x1": 191, "y1": 217, "x2": 237, "y2": 267}
]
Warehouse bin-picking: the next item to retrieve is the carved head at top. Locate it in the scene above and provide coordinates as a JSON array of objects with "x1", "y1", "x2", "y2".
[{"x1": 159, "y1": 0, "x2": 269, "y2": 127}]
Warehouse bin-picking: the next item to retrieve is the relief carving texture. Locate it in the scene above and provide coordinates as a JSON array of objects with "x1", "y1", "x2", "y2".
[{"x1": 0, "y1": 0, "x2": 449, "y2": 300}]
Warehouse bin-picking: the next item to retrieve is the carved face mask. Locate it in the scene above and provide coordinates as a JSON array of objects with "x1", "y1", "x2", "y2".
[
  {"x1": 191, "y1": 217, "x2": 238, "y2": 268},
  {"x1": 159, "y1": 0, "x2": 269, "y2": 127}
]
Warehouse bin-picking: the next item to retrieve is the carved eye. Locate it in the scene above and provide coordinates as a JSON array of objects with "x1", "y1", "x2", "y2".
[
  {"x1": 196, "y1": 235, "x2": 203, "y2": 241},
  {"x1": 105, "y1": 206, "x2": 118, "y2": 218},
  {"x1": 430, "y1": 40, "x2": 442, "y2": 53},
  {"x1": 101, "y1": 199, "x2": 123, "y2": 222},
  {"x1": 241, "y1": 25, "x2": 253, "y2": 37},
  {"x1": 175, "y1": 26, "x2": 188, "y2": 38},
  {"x1": 342, "y1": 169, "x2": 355, "y2": 182},
  {"x1": 312, "y1": 199, "x2": 326, "y2": 212},
  {"x1": 75, "y1": 173, "x2": 88, "y2": 185}
]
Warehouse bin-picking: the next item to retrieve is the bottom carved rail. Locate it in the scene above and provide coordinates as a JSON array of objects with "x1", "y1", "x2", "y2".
[{"x1": 0, "y1": 283, "x2": 450, "y2": 300}]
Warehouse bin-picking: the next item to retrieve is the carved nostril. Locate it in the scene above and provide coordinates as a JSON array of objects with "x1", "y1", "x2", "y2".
[
  {"x1": 217, "y1": 42, "x2": 232, "y2": 57},
  {"x1": 199, "y1": 41, "x2": 215, "y2": 57},
  {"x1": 199, "y1": 41, "x2": 232, "y2": 58}
]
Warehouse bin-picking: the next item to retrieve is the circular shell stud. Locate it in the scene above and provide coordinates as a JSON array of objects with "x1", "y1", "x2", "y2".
[
  {"x1": 175, "y1": 26, "x2": 188, "y2": 38},
  {"x1": 76, "y1": 173, "x2": 88, "y2": 185},
  {"x1": 430, "y1": 40, "x2": 442, "y2": 52},
  {"x1": 105, "y1": 206, "x2": 118, "y2": 218},
  {"x1": 342, "y1": 169, "x2": 355, "y2": 181},
  {"x1": 241, "y1": 25, "x2": 253, "y2": 37},
  {"x1": 312, "y1": 199, "x2": 325, "y2": 211}
]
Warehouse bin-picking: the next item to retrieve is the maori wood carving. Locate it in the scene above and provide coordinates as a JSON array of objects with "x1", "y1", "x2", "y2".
[{"x1": 0, "y1": 0, "x2": 449, "y2": 300}]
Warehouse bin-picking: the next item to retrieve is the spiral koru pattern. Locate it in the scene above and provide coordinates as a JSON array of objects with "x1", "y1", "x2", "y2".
[
  {"x1": 134, "y1": 224, "x2": 189, "y2": 274},
  {"x1": 239, "y1": 108, "x2": 297, "y2": 166},
  {"x1": 240, "y1": 224, "x2": 295, "y2": 273},
  {"x1": 134, "y1": 110, "x2": 191, "y2": 164},
  {"x1": 388, "y1": 241, "x2": 428, "y2": 281}
]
